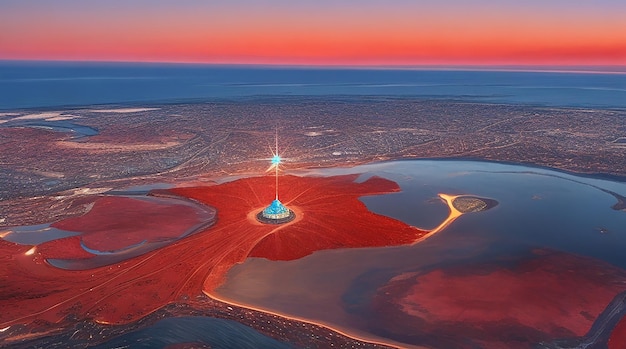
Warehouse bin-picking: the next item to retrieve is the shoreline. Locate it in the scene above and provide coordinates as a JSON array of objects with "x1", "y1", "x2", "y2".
[
  {"x1": 2, "y1": 94, "x2": 625, "y2": 347},
  {"x1": 208, "y1": 192, "x2": 494, "y2": 348},
  {"x1": 2, "y1": 94, "x2": 626, "y2": 116},
  {"x1": 1, "y1": 160, "x2": 623, "y2": 347},
  {"x1": 2, "y1": 97, "x2": 624, "y2": 213},
  {"x1": 206, "y1": 290, "x2": 419, "y2": 349},
  {"x1": 1, "y1": 156, "x2": 623, "y2": 229}
]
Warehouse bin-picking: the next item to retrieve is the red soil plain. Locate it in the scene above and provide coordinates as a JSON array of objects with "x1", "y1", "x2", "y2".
[
  {"x1": 51, "y1": 196, "x2": 212, "y2": 253},
  {"x1": 0, "y1": 174, "x2": 426, "y2": 334}
]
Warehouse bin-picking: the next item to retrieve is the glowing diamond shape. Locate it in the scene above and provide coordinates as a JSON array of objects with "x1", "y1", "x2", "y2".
[{"x1": 271, "y1": 154, "x2": 282, "y2": 166}]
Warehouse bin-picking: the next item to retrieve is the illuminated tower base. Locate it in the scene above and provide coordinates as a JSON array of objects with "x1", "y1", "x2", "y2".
[{"x1": 257, "y1": 199, "x2": 295, "y2": 224}]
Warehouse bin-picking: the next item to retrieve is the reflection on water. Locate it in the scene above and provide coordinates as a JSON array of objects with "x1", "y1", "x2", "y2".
[
  {"x1": 8, "y1": 120, "x2": 98, "y2": 138},
  {"x1": 1, "y1": 224, "x2": 80, "y2": 245},
  {"x1": 217, "y1": 160, "x2": 626, "y2": 348}
]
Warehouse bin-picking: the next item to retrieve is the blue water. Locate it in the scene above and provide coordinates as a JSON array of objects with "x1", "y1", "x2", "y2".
[
  {"x1": 93, "y1": 316, "x2": 293, "y2": 349},
  {"x1": 1, "y1": 61, "x2": 625, "y2": 110},
  {"x1": 4, "y1": 120, "x2": 98, "y2": 138},
  {"x1": 293, "y1": 159, "x2": 626, "y2": 268}
]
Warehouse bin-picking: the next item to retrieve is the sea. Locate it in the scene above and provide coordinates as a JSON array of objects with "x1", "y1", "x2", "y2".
[{"x1": 0, "y1": 61, "x2": 625, "y2": 110}]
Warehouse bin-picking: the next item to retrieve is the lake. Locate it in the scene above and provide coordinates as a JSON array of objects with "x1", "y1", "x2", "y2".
[{"x1": 215, "y1": 159, "x2": 626, "y2": 348}]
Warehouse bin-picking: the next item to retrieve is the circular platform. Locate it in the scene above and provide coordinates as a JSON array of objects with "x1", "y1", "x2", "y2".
[
  {"x1": 256, "y1": 198, "x2": 296, "y2": 224},
  {"x1": 256, "y1": 209, "x2": 296, "y2": 224}
]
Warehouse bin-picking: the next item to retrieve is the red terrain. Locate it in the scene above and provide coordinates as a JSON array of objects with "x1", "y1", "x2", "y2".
[
  {"x1": 3, "y1": 174, "x2": 625, "y2": 348},
  {"x1": 0, "y1": 174, "x2": 426, "y2": 328},
  {"x1": 609, "y1": 315, "x2": 626, "y2": 349},
  {"x1": 369, "y1": 250, "x2": 626, "y2": 349},
  {"x1": 50, "y1": 196, "x2": 211, "y2": 253}
]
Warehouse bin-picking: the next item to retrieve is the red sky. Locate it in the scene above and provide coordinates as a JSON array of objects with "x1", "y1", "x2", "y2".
[{"x1": 1, "y1": 0, "x2": 625, "y2": 66}]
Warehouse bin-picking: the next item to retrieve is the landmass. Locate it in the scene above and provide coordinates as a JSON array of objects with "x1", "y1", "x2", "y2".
[
  {"x1": 1, "y1": 98, "x2": 624, "y2": 226},
  {"x1": 0, "y1": 98, "x2": 624, "y2": 348},
  {"x1": 0, "y1": 171, "x2": 501, "y2": 348},
  {"x1": 0, "y1": 174, "x2": 428, "y2": 347},
  {"x1": 452, "y1": 196, "x2": 498, "y2": 213}
]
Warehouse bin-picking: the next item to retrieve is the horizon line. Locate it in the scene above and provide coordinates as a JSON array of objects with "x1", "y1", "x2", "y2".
[{"x1": 2, "y1": 58, "x2": 626, "y2": 75}]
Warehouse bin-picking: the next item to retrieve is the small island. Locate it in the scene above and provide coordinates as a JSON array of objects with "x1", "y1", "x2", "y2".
[{"x1": 452, "y1": 196, "x2": 499, "y2": 213}]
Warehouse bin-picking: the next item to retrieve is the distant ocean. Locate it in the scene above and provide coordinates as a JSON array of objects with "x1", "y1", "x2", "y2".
[{"x1": 0, "y1": 61, "x2": 625, "y2": 110}]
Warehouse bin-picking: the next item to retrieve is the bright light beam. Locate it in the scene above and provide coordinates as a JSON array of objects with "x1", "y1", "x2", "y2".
[
  {"x1": 271, "y1": 154, "x2": 282, "y2": 166},
  {"x1": 265, "y1": 145, "x2": 284, "y2": 172},
  {"x1": 273, "y1": 131, "x2": 280, "y2": 199}
]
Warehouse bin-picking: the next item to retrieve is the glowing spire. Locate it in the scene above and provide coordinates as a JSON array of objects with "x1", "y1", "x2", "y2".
[
  {"x1": 257, "y1": 130, "x2": 295, "y2": 224},
  {"x1": 273, "y1": 130, "x2": 281, "y2": 199},
  {"x1": 265, "y1": 131, "x2": 283, "y2": 199}
]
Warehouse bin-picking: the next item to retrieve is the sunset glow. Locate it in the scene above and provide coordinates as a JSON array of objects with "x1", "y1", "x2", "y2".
[{"x1": 1, "y1": 0, "x2": 625, "y2": 66}]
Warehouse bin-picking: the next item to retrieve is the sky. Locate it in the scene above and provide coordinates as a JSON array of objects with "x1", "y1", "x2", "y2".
[{"x1": 1, "y1": 0, "x2": 625, "y2": 66}]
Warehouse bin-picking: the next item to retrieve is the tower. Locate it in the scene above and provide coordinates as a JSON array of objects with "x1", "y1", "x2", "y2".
[{"x1": 257, "y1": 131, "x2": 295, "y2": 224}]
